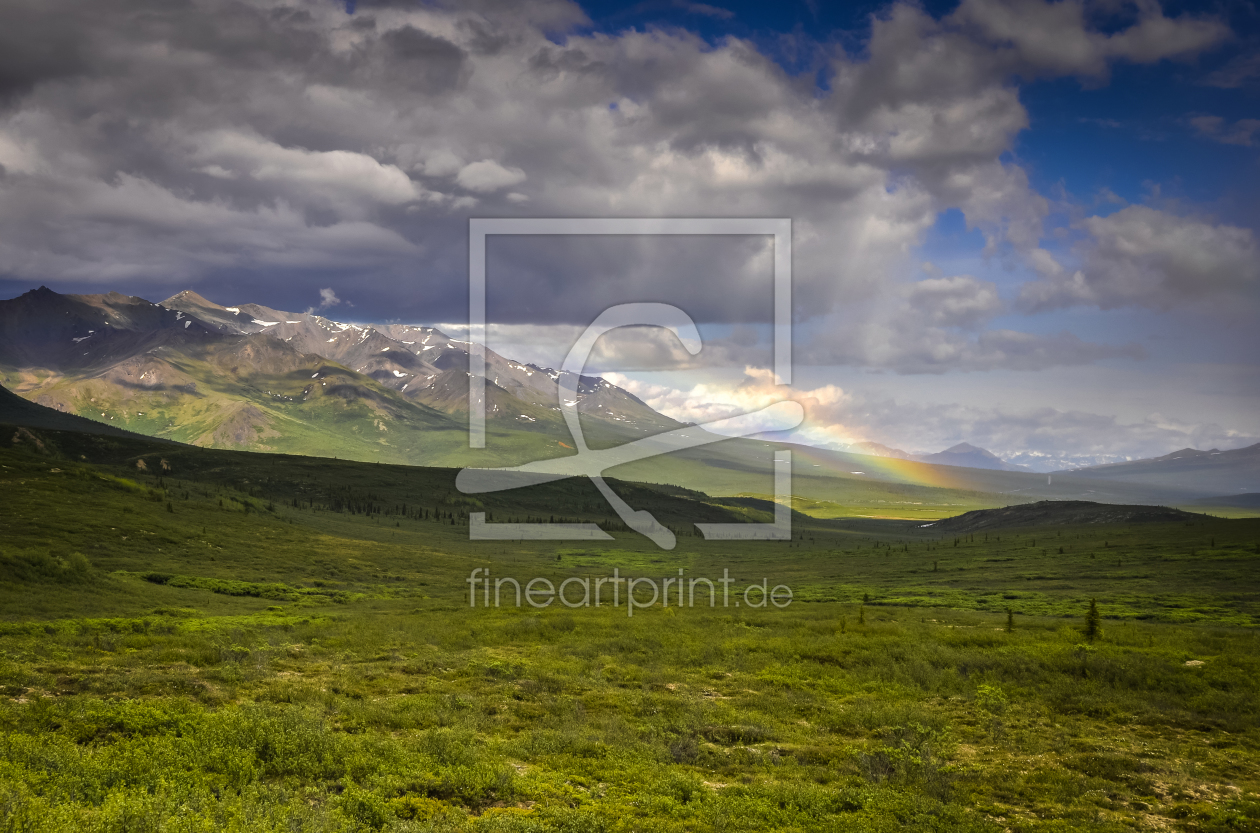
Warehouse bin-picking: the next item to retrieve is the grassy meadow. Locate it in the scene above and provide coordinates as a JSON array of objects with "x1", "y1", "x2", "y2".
[{"x1": 2, "y1": 426, "x2": 1259, "y2": 832}]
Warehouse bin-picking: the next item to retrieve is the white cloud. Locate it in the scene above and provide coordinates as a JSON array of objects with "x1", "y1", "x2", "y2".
[
  {"x1": 604, "y1": 367, "x2": 852, "y2": 439},
  {"x1": 1190, "y1": 115, "x2": 1260, "y2": 146},
  {"x1": 678, "y1": 2, "x2": 735, "y2": 20},
  {"x1": 0, "y1": 171, "x2": 421, "y2": 283},
  {"x1": 954, "y1": 0, "x2": 1228, "y2": 78},
  {"x1": 192, "y1": 130, "x2": 426, "y2": 211},
  {"x1": 1019, "y1": 206, "x2": 1260, "y2": 311},
  {"x1": 608, "y1": 366, "x2": 1257, "y2": 468},
  {"x1": 906, "y1": 274, "x2": 1003, "y2": 328},
  {"x1": 456, "y1": 159, "x2": 527, "y2": 193},
  {"x1": 802, "y1": 317, "x2": 1145, "y2": 374},
  {"x1": 420, "y1": 149, "x2": 465, "y2": 177}
]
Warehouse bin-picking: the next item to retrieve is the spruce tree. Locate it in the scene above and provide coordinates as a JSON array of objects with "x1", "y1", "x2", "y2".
[{"x1": 1085, "y1": 598, "x2": 1102, "y2": 642}]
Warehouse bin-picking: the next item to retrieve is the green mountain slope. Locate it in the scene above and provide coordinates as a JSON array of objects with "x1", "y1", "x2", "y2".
[{"x1": 0, "y1": 382, "x2": 175, "y2": 443}]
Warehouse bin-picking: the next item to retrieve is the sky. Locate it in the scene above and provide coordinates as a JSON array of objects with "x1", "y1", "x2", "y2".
[{"x1": 0, "y1": 0, "x2": 1257, "y2": 469}]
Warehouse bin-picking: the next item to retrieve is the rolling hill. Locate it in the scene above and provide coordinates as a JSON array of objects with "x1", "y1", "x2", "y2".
[{"x1": 918, "y1": 500, "x2": 1205, "y2": 533}]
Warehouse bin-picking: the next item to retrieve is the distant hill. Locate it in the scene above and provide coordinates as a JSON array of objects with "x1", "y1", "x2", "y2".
[
  {"x1": 1061, "y1": 443, "x2": 1260, "y2": 496},
  {"x1": 922, "y1": 501, "x2": 1204, "y2": 531},
  {"x1": 919, "y1": 500, "x2": 1205, "y2": 532},
  {"x1": 915, "y1": 442, "x2": 1027, "y2": 472},
  {"x1": 848, "y1": 441, "x2": 919, "y2": 460},
  {"x1": 844, "y1": 440, "x2": 1025, "y2": 472},
  {"x1": 1186, "y1": 493, "x2": 1260, "y2": 509}
]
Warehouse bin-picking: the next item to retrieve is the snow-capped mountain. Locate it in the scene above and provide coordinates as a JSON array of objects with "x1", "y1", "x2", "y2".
[
  {"x1": 160, "y1": 291, "x2": 678, "y2": 435},
  {"x1": 0, "y1": 287, "x2": 679, "y2": 465}
]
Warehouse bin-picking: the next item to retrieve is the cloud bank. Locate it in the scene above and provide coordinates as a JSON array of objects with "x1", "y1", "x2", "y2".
[{"x1": 0, "y1": 0, "x2": 1233, "y2": 345}]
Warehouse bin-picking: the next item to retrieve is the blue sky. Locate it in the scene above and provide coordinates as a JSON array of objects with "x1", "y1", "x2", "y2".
[
  {"x1": 0, "y1": 0, "x2": 1255, "y2": 468},
  {"x1": 576, "y1": 0, "x2": 1260, "y2": 243}
]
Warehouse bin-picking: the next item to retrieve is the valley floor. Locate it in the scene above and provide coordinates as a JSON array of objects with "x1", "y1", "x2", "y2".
[{"x1": 2, "y1": 431, "x2": 1259, "y2": 832}]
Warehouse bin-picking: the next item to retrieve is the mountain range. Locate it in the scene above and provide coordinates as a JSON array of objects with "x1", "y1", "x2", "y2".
[
  {"x1": 2, "y1": 286, "x2": 1257, "y2": 509},
  {"x1": 0, "y1": 287, "x2": 675, "y2": 469},
  {"x1": 1061, "y1": 443, "x2": 1260, "y2": 496}
]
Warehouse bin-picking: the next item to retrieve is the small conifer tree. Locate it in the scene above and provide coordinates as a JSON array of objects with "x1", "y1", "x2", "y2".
[{"x1": 1085, "y1": 598, "x2": 1102, "y2": 642}]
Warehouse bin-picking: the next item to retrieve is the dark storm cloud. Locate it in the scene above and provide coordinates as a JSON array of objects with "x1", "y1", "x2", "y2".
[
  {"x1": 378, "y1": 26, "x2": 470, "y2": 92},
  {"x1": 0, "y1": 3, "x2": 93, "y2": 104},
  {"x1": 484, "y1": 235, "x2": 774, "y2": 325},
  {"x1": 0, "y1": 0, "x2": 1236, "y2": 373}
]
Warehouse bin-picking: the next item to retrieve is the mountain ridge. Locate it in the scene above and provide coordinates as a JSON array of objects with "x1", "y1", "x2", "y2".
[
  {"x1": 1055, "y1": 442, "x2": 1260, "y2": 496},
  {"x1": 917, "y1": 442, "x2": 1028, "y2": 472},
  {"x1": 158, "y1": 289, "x2": 678, "y2": 436},
  {"x1": 0, "y1": 286, "x2": 683, "y2": 470},
  {"x1": 3, "y1": 286, "x2": 1253, "y2": 504}
]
